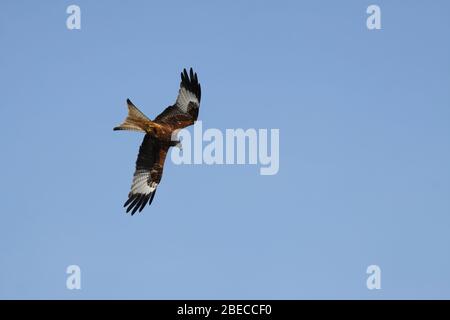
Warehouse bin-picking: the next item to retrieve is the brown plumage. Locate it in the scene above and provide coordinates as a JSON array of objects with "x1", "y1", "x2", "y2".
[{"x1": 114, "y1": 68, "x2": 201, "y2": 215}]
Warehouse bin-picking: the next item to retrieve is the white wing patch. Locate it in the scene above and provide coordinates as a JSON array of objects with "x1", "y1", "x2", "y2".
[
  {"x1": 176, "y1": 87, "x2": 199, "y2": 112},
  {"x1": 130, "y1": 170, "x2": 157, "y2": 195}
]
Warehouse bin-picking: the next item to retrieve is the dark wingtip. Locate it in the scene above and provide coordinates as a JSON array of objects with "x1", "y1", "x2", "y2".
[
  {"x1": 124, "y1": 196, "x2": 134, "y2": 208},
  {"x1": 125, "y1": 195, "x2": 141, "y2": 213},
  {"x1": 131, "y1": 203, "x2": 140, "y2": 215},
  {"x1": 148, "y1": 190, "x2": 156, "y2": 206},
  {"x1": 138, "y1": 194, "x2": 150, "y2": 212},
  {"x1": 180, "y1": 67, "x2": 201, "y2": 102},
  {"x1": 123, "y1": 193, "x2": 155, "y2": 215}
]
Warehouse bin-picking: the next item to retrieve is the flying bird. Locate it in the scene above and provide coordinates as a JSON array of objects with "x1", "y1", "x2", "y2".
[{"x1": 114, "y1": 68, "x2": 201, "y2": 215}]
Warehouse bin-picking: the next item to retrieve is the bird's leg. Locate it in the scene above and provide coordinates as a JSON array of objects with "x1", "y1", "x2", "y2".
[{"x1": 169, "y1": 140, "x2": 182, "y2": 150}]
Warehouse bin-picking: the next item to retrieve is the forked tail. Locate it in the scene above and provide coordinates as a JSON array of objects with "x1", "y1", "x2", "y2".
[{"x1": 114, "y1": 99, "x2": 151, "y2": 132}]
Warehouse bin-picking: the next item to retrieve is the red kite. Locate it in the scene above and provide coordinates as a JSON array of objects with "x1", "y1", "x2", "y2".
[{"x1": 114, "y1": 68, "x2": 201, "y2": 215}]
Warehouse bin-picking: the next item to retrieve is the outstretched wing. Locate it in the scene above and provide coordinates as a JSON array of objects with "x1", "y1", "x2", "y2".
[
  {"x1": 154, "y1": 67, "x2": 201, "y2": 129},
  {"x1": 123, "y1": 134, "x2": 168, "y2": 215}
]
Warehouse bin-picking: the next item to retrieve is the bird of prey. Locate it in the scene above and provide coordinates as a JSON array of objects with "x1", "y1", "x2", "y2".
[{"x1": 114, "y1": 68, "x2": 201, "y2": 215}]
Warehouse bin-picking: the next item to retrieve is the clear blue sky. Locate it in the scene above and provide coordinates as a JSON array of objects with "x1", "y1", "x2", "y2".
[{"x1": 0, "y1": 0, "x2": 449, "y2": 299}]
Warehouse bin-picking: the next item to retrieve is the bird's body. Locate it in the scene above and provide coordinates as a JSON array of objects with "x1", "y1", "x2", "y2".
[{"x1": 114, "y1": 68, "x2": 201, "y2": 215}]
